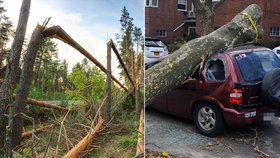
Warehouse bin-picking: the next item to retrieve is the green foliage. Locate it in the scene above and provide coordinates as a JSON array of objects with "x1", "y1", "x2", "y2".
[
  {"x1": 167, "y1": 38, "x2": 186, "y2": 53},
  {"x1": 0, "y1": 0, "x2": 13, "y2": 63},
  {"x1": 116, "y1": 112, "x2": 138, "y2": 149},
  {"x1": 12, "y1": 148, "x2": 31, "y2": 158},
  {"x1": 117, "y1": 7, "x2": 144, "y2": 87},
  {"x1": 66, "y1": 59, "x2": 106, "y2": 103}
]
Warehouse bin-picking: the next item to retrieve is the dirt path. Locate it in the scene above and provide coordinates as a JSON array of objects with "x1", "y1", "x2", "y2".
[{"x1": 145, "y1": 108, "x2": 280, "y2": 158}]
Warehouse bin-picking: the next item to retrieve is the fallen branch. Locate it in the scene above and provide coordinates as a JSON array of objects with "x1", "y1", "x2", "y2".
[
  {"x1": 42, "y1": 26, "x2": 129, "y2": 93},
  {"x1": 251, "y1": 128, "x2": 270, "y2": 158},
  {"x1": 11, "y1": 94, "x2": 68, "y2": 112},
  {"x1": 62, "y1": 117, "x2": 104, "y2": 158},
  {"x1": 136, "y1": 109, "x2": 144, "y2": 155},
  {"x1": 21, "y1": 124, "x2": 53, "y2": 139}
]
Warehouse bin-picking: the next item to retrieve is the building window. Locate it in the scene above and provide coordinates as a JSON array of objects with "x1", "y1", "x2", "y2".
[
  {"x1": 270, "y1": 27, "x2": 280, "y2": 37},
  {"x1": 146, "y1": 0, "x2": 158, "y2": 7},
  {"x1": 177, "y1": 0, "x2": 187, "y2": 11},
  {"x1": 156, "y1": 29, "x2": 167, "y2": 37}
]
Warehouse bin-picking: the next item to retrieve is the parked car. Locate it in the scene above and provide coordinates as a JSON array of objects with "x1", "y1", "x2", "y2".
[
  {"x1": 145, "y1": 37, "x2": 168, "y2": 68},
  {"x1": 273, "y1": 46, "x2": 280, "y2": 58},
  {"x1": 150, "y1": 44, "x2": 280, "y2": 137}
]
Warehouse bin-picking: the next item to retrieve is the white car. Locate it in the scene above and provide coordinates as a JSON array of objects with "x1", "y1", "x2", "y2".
[
  {"x1": 144, "y1": 38, "x2": 168, "y2": 67},
  {"x1": 273, "y1": 46, "x2": 280, "y2": 58}
]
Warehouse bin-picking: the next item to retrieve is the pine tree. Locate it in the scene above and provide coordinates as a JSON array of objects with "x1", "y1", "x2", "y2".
[
  {"x1": 0, "y1": 0, "x2": 13, "y2": 66},
  {"x1": 118, "y1": 7, "x2": 134, "y2": 86}
]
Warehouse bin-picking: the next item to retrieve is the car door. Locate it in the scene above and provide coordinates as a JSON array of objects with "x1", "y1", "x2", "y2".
[
  {"x1": 150, "y1": 93, "x2": 168, "y2": 112},
  {"x1": 200, "y1": 57, "x2": 229, "y2": 100},
  {"x1": 166, "y1": 66, "x2": 202, "y2": 118}
]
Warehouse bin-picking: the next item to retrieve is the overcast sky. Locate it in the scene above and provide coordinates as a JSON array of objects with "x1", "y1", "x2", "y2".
[{"x1": 3, "y1": 0, "x2": 144, "y2": 80}]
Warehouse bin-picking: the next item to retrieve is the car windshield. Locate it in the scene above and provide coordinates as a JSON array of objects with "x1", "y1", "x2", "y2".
[
  {"x1": 235, "y1": 50, "x2": 280, "y2": 82},
  {"x1": 145, "y1": 40, "x2": 164, "y2": 47}
]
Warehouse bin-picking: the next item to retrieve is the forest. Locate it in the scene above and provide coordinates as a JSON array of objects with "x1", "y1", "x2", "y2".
[{"x1": 0, "y1": 0, "x2": 144, "y2": 157}]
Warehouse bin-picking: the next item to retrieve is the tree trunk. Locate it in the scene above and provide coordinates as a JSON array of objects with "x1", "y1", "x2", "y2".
[
  {"x1": 145, "y1": 4, "x2": 263, "y2": 106},
  {"x1": 11, "y1": 94, "x2": 68, "y2": 112},
  {"x1": 9, "y1": 25, "x2": 44, "y2": 148},
  {"x1": 0, "y1": 0, "x2": 31, "y2": 151},
  {"x1": 136, "y1": 109, "x2": 144, "y2": 155},
  {"x1": 135, "y1": 85, "x2": 141, "y2": 115},
  {"x1": 192, "y1": 0, "x2": 214, "y2": 36},
  {"x1": 102, "y1": 42, "x2": 112, "y2": 120}
]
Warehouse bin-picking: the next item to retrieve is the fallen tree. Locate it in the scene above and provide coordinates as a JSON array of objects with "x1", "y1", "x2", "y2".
[
  {"x1": 11, "y1": 94, "x2": 68, "y2": 112},
  {"x1": 62, "y1": 117, "x2": 104, "y2": 158},
  {"x1": 21, "y1": 124, "x2": 53, "y2": 139},
  {"x1": 145, "y1": 4, "x2": 263, "y2": 106}
]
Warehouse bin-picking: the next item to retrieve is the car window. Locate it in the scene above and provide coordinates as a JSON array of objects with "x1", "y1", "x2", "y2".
[
  {"x1": 204, "y1": 58, "x2": 226, "y2": 81},
  {"x1": 191, "y1": 65, "x2": 200, "y2": 80},
  {"x1": 235, "y1": 50, "x2": 280, "y2": 82},
  {"x1": 145, "y1": 40, "x2": 163, "y2": 47}
]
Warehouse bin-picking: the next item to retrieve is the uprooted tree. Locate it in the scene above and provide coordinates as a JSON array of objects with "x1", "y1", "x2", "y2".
[{"x1": 145, "y1": 4, "x2": 263, "y2": 106}]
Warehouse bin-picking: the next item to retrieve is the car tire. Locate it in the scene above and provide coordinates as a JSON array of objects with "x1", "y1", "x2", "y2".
[{"x1": 193, "y1": 103, "x2": 224, "y2": 137}]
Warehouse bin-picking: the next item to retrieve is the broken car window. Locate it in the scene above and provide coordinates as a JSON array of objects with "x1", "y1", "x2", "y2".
[{"x1": 205, "y1": 59, "x2": 226, "y2": 81}]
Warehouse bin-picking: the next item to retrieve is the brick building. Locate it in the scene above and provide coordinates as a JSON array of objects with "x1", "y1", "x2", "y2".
[{"x1": 145, "y1": 0, "x2": 280, "y2": 43}]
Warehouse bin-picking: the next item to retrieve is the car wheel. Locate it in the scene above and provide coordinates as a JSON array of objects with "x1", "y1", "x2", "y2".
[{"x1": 193, "y1": 103, "x2": 224, "y2": 137}]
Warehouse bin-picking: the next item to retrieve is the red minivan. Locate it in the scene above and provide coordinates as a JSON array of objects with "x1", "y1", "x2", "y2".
[{"x1": 150, "y1": 44, "x2": 280, "y2": 137}]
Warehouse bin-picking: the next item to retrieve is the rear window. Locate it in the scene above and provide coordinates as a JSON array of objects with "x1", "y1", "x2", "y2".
[
  {"x1": 235, "y1": 50, "x2": 280, "y2": 82},
  {"x1": 145, "y1": 40, "x2": 164, "y2": 47}
]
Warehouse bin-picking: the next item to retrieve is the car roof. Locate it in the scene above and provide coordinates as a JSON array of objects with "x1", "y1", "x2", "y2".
[
  {"x1": 222, "y1": 45, "x2": 271, "y2": 56},
  {"x1": 273, "y1": 46, "x2": 280, "y2": 50}
]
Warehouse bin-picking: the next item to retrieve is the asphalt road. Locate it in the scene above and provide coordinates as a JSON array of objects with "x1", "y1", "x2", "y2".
[{"x1": 145, "y1": 108, "x2": 280, "y2": 158}]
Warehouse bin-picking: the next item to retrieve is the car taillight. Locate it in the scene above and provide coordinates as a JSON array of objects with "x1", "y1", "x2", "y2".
[{"x1": 229, "y1": 89, "x2": 243, "y2": 104}]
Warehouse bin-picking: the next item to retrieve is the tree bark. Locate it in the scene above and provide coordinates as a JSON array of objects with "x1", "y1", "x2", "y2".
[
  {"x1": 9, "y1": 24, "x2": 44, "y2": 148},
  {"x1": 102, "y1": 42, "x2": 112, "y2": 120},
  {"x1": 0, "y1": 0, "x2": 31, "y2": 151},
  {"x1": 62, "y1": 117, "x2": 104, "y2": 158},
  {"x1": 145, "y1": 4, "x2": 263, "y2": 106},
  {"x1": 135, "y1": 85, "x2": 141, "y2": 115},
  {"x1": 136, "y1": 109, "x2": 144, "y2": 155},
  {"x1": 192, "y1": 0, "x2": 214, "y2": 35},
  {"x1": 11, "y1": 94, "x2": 68, "y2": 112},
  {"x1": 21, "y1": 124, "x2": 53, "y2": 139}
]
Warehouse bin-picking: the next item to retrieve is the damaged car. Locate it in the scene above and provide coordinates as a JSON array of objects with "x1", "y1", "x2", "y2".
[{"x1": 150, "y1": 44, "x2": 280, "y2": 137}]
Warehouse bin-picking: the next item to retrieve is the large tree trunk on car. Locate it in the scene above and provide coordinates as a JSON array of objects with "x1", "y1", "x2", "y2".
[{"x1": 145, "y1": 4, "x2": 263, "y2": 106}]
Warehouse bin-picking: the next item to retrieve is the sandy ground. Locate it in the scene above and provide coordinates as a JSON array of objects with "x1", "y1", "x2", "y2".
[{"x1": 145, "y1": 108, "x2": 280, "y2": 158}]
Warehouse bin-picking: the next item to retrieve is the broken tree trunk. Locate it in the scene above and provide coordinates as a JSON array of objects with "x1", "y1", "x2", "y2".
[
  {"x1": 11, "y1": 94, "x2": 68, "y2": 112},
  {"x1": 145, "y1": 4, "x2": 263, "y2": 106},
  {"x1": 110, "y1": 40, "x2": 135, "y2": 88},
  {"x1": 136, "y1": 109, "x2": 144, "y2": 155},
  {"x1": 21, "y1": 124, "x2": 53, "y2": 139},
  {"x1": 102, "y1": 41, "x2": 112, "y2": 120},
  {"x1": 42, "y1": 26, "x2": 129, "y2": 93},
  {"x1": 9, "y1": 24, "x2": 46, "y2": 148},
  {"x1": 0, "y1": 0, "x2": 31, "y2": 151},
  {"x1": 62, "y1": 117, "x2": 104, "y2": 158},
  {"x1": 135, "y1": 84, "x2": 141, "y2": 115}
]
